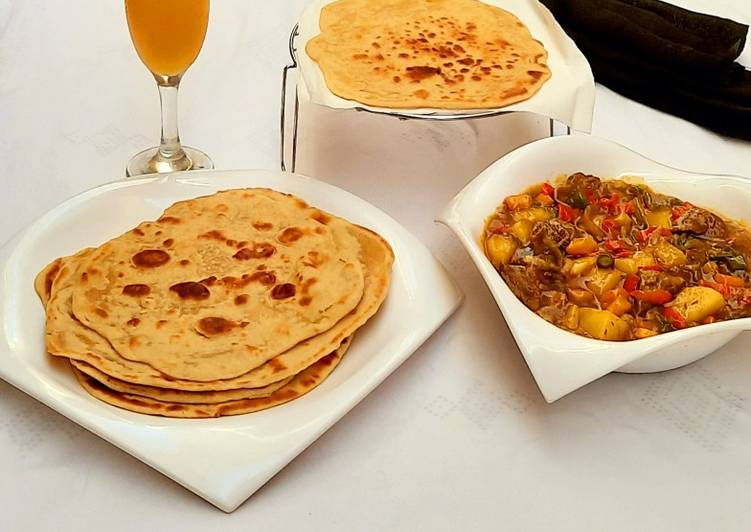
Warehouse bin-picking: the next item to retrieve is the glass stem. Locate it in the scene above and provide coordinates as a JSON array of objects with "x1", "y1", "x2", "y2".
[{"x1": 156, "y1": 77, "x2": 186, "y2": 160}]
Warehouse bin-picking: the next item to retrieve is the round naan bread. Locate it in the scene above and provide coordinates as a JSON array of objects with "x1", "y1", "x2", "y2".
[
  {"x1": 306, "y1": 0, "x2": 551, "y2": 109},
  {"x1": 69, "y1": 189, "x2": 365, "y2": 381},
  {"x1": 42, "y1": 224, "x2": 392, "y2": 391},
  {"x1": 70, "y1": 360, "x2": 294, "y2": 404},
  {"x1": 73, "y1": 348, "x2": 347, "y2": 418}
]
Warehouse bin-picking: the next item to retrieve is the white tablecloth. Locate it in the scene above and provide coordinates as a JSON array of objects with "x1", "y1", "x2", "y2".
[{"x1": 2, "y1": 1, "x2": 751, "y2": 530}]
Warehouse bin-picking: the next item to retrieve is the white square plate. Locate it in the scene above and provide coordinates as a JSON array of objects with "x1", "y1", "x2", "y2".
[{"x1": 0, "y1": 170, "x2": 461, "y2": 512}]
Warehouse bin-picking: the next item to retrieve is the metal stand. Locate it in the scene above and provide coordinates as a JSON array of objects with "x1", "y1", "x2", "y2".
[{"x1": 280, "y1": 24, "x2": 570, "y2": 172}]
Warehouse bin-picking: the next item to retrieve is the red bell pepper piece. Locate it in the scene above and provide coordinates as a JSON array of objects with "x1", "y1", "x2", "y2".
[
  {"x1": 583, "y1": 188, "x2": 598, "y2": 205},
  {"x1": 663, "y1": 307, "x2": 687, "y2": 329},
  {"x1": 631, "y1": 289, "x2": 674, "y2": 305},
  {"x1": 601, "y1": 218, "x2": 618, "y2": 235},
  {"x1": 598, "y1": 193, "x2": 621, "y2": 214},
  {"x1": 700, "y1": 279, "x2": 732, "y2": 298},
  {"x1": 623, "y1": 274, "x2": 640, "y2": 293},
  {"x1": 714, "y1": 273, "x2": 745, "y2": 288},
  {"x1": 639, "y1": 265, "x2": 665, "y2": 272},
  {"x1": 541, "y1": 182, "x2": 555, "y2": 197},
  {"x1": 605, "y1": 239, "x2": 629, "y2": 254},
  {"x1": 558, "y1": 203, "x2": 579, "y2": 222}
]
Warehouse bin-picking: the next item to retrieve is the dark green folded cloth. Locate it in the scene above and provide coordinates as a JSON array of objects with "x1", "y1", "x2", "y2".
[{"x1": 541, "y1": 0, "x2": 751, "y2": 140}]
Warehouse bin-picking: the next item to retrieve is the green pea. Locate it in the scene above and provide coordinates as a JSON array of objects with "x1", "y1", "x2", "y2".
[{"x1": 597, "y1": 253, "x2": 614, "y2": 269}]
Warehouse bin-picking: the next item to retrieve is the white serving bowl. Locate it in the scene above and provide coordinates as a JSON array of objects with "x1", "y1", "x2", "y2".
[{"x1": 439, "y1": 134, "x2": 751, "y2": 402}]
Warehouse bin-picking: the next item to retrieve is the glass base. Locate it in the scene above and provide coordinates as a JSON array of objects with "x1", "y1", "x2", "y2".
[{"x1": 125, "y1": 146, "x2": 214, "y2": 177}]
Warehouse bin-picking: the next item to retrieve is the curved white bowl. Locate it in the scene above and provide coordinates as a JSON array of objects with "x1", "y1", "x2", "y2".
[{"x1": 439, "y1": 135, "x2": 751, "y2": 402}]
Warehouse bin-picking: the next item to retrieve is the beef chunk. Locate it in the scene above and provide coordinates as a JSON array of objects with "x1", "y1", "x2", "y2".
[
  {"x1": 673, "y1": 207, "x2": 727, "y2": 238},
  {"x1": 530, "y1": 219, "x2": 575, "y2": 254},
  {"x1": 501, "y1": 263, "x2": 564, "y2": 311}
]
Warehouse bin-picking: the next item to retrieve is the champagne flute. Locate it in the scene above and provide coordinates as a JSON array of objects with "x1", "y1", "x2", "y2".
[{"x1": 125, "y1": 0, "x2": 213, "y2": 177}]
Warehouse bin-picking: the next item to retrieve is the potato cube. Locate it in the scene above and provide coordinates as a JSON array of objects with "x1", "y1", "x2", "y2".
[
  {"x1": 668, "y1": 286, "x2": 725, "y2": 323},
  {"x1": 512, "y1": 207, "x2": 554, "y2": 223},
  {"x1": 645, "y1": 208, "x2": 672, "y2": 228},
  {"x1": 563, "y1": 305, "x2": 580, "y2": 330},
  {"x1": 586, "y1": 269, "x2": 624, "y2": 296},
  {"x1": 504, "y1": 194, "x2": 533, "y2": 212},
  {"x1": 653, "y1": 241, "x2": 687, "y2": 267},
  {"x1": 570, "y1": 256, "x2": 597, "y2": 276},
  {"x1": 579, "y1": 308, "x2": 630, "y2": 340},
  {"x1": 485, "y1": 234, "x2": 518, "y2": 268},
  {"x1": 510, "y1": 220, "x2": 535, "y2": 245},
  {"x1": 614, "y1": 257, "x2": 637, "y2": 275},
  {"x1": 566, "y1": 235, "x2": 599, "y2": 256},
  {"x1": 606, "y1": 295, "x2": 632, "y2": 317}
]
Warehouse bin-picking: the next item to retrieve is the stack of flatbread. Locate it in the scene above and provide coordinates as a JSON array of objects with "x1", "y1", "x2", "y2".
[
  {"x1": 34, "y1": 189, "x2": 393, "y2": 418},
  {"x1": 306, "y1": 0, "x2": 551, "y2": 109}
]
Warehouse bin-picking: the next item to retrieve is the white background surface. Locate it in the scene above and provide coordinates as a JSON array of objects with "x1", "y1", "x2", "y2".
[{"x1": 2, "y1": 0, "x2": 751, "y2": 530}]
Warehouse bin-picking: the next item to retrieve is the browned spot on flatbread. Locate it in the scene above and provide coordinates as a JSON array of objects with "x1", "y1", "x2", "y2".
[
  {"x1": 311, "y1": 211, "x2": 330, "y2": 224},
  {"x1": 196, "y1": 317, "x2": 238, "y2": 336},
  {"x1": 301, "y1": 277, "x2": 317, "y2": 295},
  {"x1": 220, "y1": 275, "x2": 254, "y2": 289},
  {"x1": 132, "y1": 228, "x2": 145, "y2": 236},
  {"x1": 132, "y1": 249, "x2": 170, "y2": 268},
  {"x1": 169, "y1": 281, "x2": 210, "y2": 300},
  {"x1": 299, "y1": 296, "x2": 312, "y2": 306},
  {"x1": 249, "y1": 271, "x2": 276, "y2": 285},
  {"x1": 179, "y1": 259, "x2": 190, "y2": 266},
  {"x1": 271, "y1": 283, "x2": 296, "y2": 300},
  {"x1": 158, "y1": 216, "x2": 181, "y2": 224},
  {"x1": 126, "y1": 317, "x2": 140, "y2": 327},
  {"x1": 234, "y1": 294, "x2": 248, "y2": 305},
  {"x1": 122, "y1": 284, "x2": 150, "y2": 297},
  {"x1": 198, "y1": 230, "x2": 226, "y2": 241},
  {"x1": 504, "y1": 85, "x2": 527, "y2": 97},
  {"x1": 414, "y1": 89, "x2": 430, "y2": 99},
  {"x1": 200, "y1": 276, "x2": 217, "y2": 286},
  {"x1": 278, "y1": 227, "x2": 304, "y2": 244},
  {"x1": 405, "y1": 65, "x2": 440, "y2": 80},
  {"x1": 268, "y1": 358, "x2": 287, "y2": 373},
  {"x1": 233, "y1": 243, "x2": 276, "y2": 260},
  {"x1": 252, "y1": 221, "x2": 273, "y2": 231},
  {"x1": 162, "y1": 238, "x2": 174, "y2": 247},
  {"x1": 156, "y1": 319, "x2": 167, "y2": 329},
  {"x1": 318, "y1": 353, "x2": 336, "y2": 367},
  {"x1": 305, "y1": 251, "x2": 325, "y2": 267},
  {"x1": 94, "y1": 308, "x2": 108, "y2": 318}
]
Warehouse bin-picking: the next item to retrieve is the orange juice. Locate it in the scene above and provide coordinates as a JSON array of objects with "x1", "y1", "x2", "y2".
[{"x1": 125, "y1": 0, "x2": 209, "y2": 77}]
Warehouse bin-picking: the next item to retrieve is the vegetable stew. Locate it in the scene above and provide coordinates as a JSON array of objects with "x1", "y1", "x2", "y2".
[{"x1": 482, "y1": 173, "x2": 751, "y2": 341}]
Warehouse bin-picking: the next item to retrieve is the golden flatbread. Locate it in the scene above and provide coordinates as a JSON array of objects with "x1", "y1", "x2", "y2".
[
  {"x1": 70, "y1": 360, "x2": 293, "y2": 404},
  {"x1": 35, "y1": 188, "x2": 394, "y2": 418},
  {"x1": 42, "y1": 226, "x2": 392, "y2": 391},
  {"x1": 69, "y1": 189, "x2": 365, "y2": 381},
  {"x1": 73, "y1": 348, "x2": 347, "y2": 418},
  {"x1": 306, "y1": 0, "x2": 551, "y2": 109}
]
